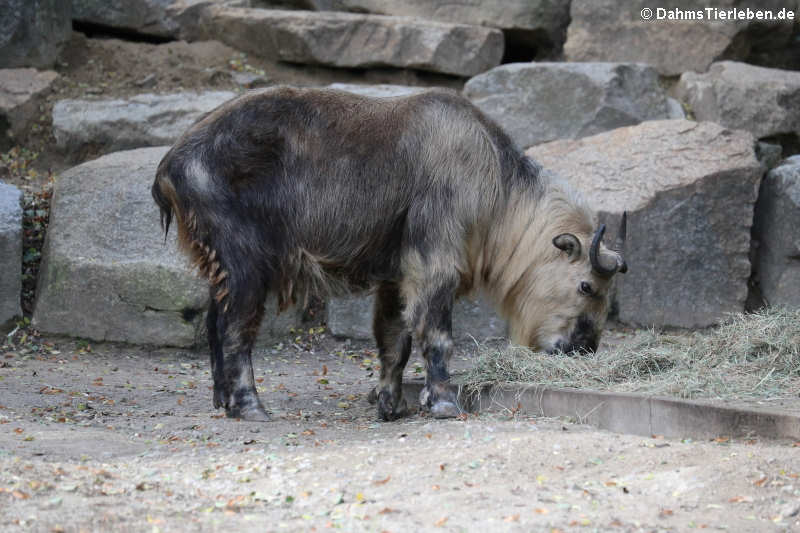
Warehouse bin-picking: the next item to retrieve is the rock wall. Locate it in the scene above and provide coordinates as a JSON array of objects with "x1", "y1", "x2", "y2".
[{"x1": 14, "y1": 1, "x2": 800, "y2": 345}]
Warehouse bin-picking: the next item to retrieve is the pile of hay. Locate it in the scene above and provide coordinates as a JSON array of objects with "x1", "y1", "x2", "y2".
[{"x1": 459, "y1": 308, "x2": 800, "y2": 403}]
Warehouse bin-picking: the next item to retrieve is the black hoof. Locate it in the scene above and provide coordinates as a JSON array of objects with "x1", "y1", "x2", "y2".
[
  {"x1": 227, "y1": 404, "x2": 271, "y2": 422},
  {"x1": 377, "y1": 389, "x2": 409, "y2": 421},
  {"x1": 419, "y1": 385, "x2": 461, "y2": 418},
  {"x1": 367, "y1": 387, "x2": 378, "y2": 405},
  {"x1": 430, "y1": 400, "x2": 460, "y2": 419},
  {"x1": 213, "y1": 383, "x2": 227, "y2": 410},
  {"x1": 226, "y1": 387, "x2": 270, "y2": 421}
]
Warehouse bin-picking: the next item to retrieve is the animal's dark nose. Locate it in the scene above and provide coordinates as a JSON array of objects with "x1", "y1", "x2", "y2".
[{"x1": 549, "y1": 338, "x2": 598, "y2": 356}]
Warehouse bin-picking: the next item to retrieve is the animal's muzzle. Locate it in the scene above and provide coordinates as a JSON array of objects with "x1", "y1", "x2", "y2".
[{"x1": 549, "y1": 315, "x2": 599, "y2": 355}]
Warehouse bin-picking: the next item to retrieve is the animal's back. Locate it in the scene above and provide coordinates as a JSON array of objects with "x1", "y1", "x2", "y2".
[{"x1": 155, "y1": 86, "x2": 507, "y2": 291}]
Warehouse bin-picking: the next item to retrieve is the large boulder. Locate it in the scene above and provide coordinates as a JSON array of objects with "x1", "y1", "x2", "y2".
[
  {"x1": 675, "y1": 61, "x2": 800, "y2": 140},
  {"x1": 752, "y1": 156, "x2": 800, "y2": 308},
  {"x1": 327, "y1": 294, "x2": 507, "y2": 342},
  {"x1": 71, "y1": 0, "x2": 181, "y2": 38},
  {"x1": 305, "y1": 0, "x2": 570, "y2": 57},
  {"x1": 52, "y1": 91, "x2": 236, "y2": 162},
  {"x1": 0, "y1": 68, "x2": 59, "y2": 149},
  {"x1": 464, "y1": 62, "x2": 673, "y2": 149},
  {"x1": 71, "y1": 0, "x2": 251, "y2": 38},
  {"x1": 527, "y1": 120, "x2": 763, "y2": 328},
  {"x1": 33, "y1": 147, "x2": 302, "y2": 347},
  {"x1": 564, "y1": 0, "x2": 798, "y2": 76},
  {"x1": 326, "y1": 83, "x2": 426, "y2": 98},
  {"x1": 179, "y1": 7, "x2": 504, "y2": 77},
  {"x1": 0, "y1": 0, "x2": 72, "y2": 69},
  {"x1": 0, "y1": 181, "x2": 22, "y2": 328}
]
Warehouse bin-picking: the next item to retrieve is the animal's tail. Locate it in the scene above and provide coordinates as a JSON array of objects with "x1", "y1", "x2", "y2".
[
  {"x1": 151, "y1": 155, "x2": 230, "y2": 305},
  {"x1": 152, "y1": 162, "x2": 177, "y2": 243}
]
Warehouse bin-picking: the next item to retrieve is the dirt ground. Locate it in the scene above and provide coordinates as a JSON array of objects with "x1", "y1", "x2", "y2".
[
  {"x1": 2, "y1": 32, "x2": 799, "y2": 532},
  {"x1": 1, "y1": 329, "x2": 799, "y2": 533}
]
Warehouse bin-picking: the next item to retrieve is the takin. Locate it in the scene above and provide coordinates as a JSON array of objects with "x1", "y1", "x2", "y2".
[{"x1": 151, "y1": 86, "x2": 627, "y2": 422}]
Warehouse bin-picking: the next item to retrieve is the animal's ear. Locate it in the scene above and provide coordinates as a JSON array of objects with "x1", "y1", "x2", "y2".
[{"x1": 552, "y1": 233, "x2": 582, "y2": 261}]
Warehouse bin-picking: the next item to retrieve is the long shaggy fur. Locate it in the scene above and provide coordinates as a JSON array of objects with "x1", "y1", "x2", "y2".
[{"x1": 152, "y1": 85, "x2": 620, "y2": 419}]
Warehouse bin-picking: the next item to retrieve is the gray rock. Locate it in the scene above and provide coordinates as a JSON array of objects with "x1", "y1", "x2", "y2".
[
  {"x1": 232, "y1": 71, "x2": 270, "y2": 89},
  {"x1": 675, "y1": 61, "x2": 800, "y2": 140},
  {"x1": 327, "y1": 295, "x2": 373, "y2": 340},
  {"x1": 756, "y1": 141, "x2": 783, "y2": 170},
  {"x1": 0, "y1": 0, "x2": 72, "y2": 69},
  {"x1": 72, "y1": 0, "x2": 179, "y2": 38},
  {"x1": 0, "y1": 181, "x2": 22, "y2": 328},
  {"x1": 464, "y1": 62, "x2": 671, "y2": 149},
  {"x1": 180, "y1": 7, "x2": 504, "y2": 77},
  {"x1": 327, "y1": 83, "x2": 426, "y2": 98},
  {"x1": 33, "y1": 147, "x2": 301, "y2": 347},
  {"x1": 306, "y1": 0, "x2": 570, "y2": 55},
  {"x1": 327, "y1": 294, "x2": 506, "y2": 342},
  {"x1": 0, "y1": 68, "x2": 59, "y2": 149},
  {"x1": 565, "y1": 0, "x2": 797, "y2": 76},
  {"x1": 527, "y1": 120, "x2": 763, "y2": 328},
  {"x1": 72, "y1": 0, "x2": 252, "y2": 38},
  {"x1": 752, "y1": 156, "x2": 800, "y2": 308},
  {"x1": 52, "y1": 91, "x2": 236, "y2": 162},
  {"x1": 665, "y1": 98, "x2": 686, "y2": 120}
]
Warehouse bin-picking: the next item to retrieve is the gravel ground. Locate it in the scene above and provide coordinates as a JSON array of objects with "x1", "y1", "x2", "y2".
[
  {"x1": 2, "y1": 31, "x2": 798, "y2": 533},
  {"x1": 1, "y1": 331, "x2": 799, "y2": 532}
]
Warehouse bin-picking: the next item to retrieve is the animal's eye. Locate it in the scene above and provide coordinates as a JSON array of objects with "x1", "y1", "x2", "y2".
[{"x1": 579, "y1": 281, "x2": 594, "y2": 296}]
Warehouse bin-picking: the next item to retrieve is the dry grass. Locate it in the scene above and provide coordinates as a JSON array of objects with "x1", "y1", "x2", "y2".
[{"x1": 459, "y1": 308, "x2": 800, "y2": 403}]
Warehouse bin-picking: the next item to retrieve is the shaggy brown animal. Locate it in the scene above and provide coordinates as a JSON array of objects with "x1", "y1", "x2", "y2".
[{"x1": 152, "y1": 86, "x2": 627, "y2": 421}]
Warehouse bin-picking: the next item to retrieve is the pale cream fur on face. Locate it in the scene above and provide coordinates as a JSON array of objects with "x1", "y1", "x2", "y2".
[{"x1": 479, "y1": 174, "x2": 615, "y2": 351}]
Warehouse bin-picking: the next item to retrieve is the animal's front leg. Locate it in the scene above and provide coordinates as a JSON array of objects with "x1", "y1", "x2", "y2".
[
  {"x1": 419, "y1": 327, "x2": 460, "y2": 418},
  {"x1": 405, "y1": 277, "x2": 461, "y2": 419}
]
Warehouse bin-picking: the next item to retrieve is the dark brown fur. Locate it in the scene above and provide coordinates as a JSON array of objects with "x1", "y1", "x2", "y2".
[{"x1": 152, "y1": 86, "x2": 625, "y2": 421}]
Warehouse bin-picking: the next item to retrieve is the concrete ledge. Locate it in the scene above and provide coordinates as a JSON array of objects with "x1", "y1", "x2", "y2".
[{"x1": 402, "y1": 381, "x2": 800, "y2": 440}]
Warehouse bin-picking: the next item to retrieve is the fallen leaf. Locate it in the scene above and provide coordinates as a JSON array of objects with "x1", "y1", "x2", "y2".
[
  {"x1": 660, "y1": 509, "x2": 674, "y2": 516},
  {"x1": 434, "y1": 517, "x2": 448, "y2": 527},
  {"x1": 503, "y1": 514, "x2": 520, "y2": 522},
  {"x1": 534, "y1": 508, "x2": 549, "y2": 515},
  {"x1": 12, "y1": 490, "x2": 30, "y2": 499},
  {"x1": 753, "y1": 477, "x2": 768, "y2": 487},
  {"x1": 373, "y1": 476, "x2": 391, "y2": 485}
]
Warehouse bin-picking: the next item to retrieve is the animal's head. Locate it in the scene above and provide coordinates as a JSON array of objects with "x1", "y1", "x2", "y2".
[{"x1": 506, "y1": 213, "x2": 628, "y2": 354}]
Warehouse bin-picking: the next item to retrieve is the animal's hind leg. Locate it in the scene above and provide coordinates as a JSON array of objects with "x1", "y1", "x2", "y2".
[
  {"x1": 213, "y1": 274, "x2": 271, "y2": 421},
  {"x1": 372, "y1": 283, "x2": 412, "y2": 421},
  {"x1": 206, "y1": 295, "x2": 225, "y2": 409}
]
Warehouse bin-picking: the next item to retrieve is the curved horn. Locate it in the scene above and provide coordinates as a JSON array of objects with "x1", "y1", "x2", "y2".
[
  {"x1": 590, "y1": 224, "x2": 613, "y2": 276},
  {"x1": 614, "y1": 212, "x2": 628, "y2": 274},
  {"x1": 590, "y1": 213, "x2": 629, "y2": 277},
  {"x1": 590, "y1": 224, "x2": 619, "y2": 277}
]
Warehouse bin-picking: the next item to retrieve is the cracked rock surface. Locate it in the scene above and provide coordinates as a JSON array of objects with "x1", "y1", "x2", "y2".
[{"x1": 32, "y1": 146, "x2": 301, "y2": 347}]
